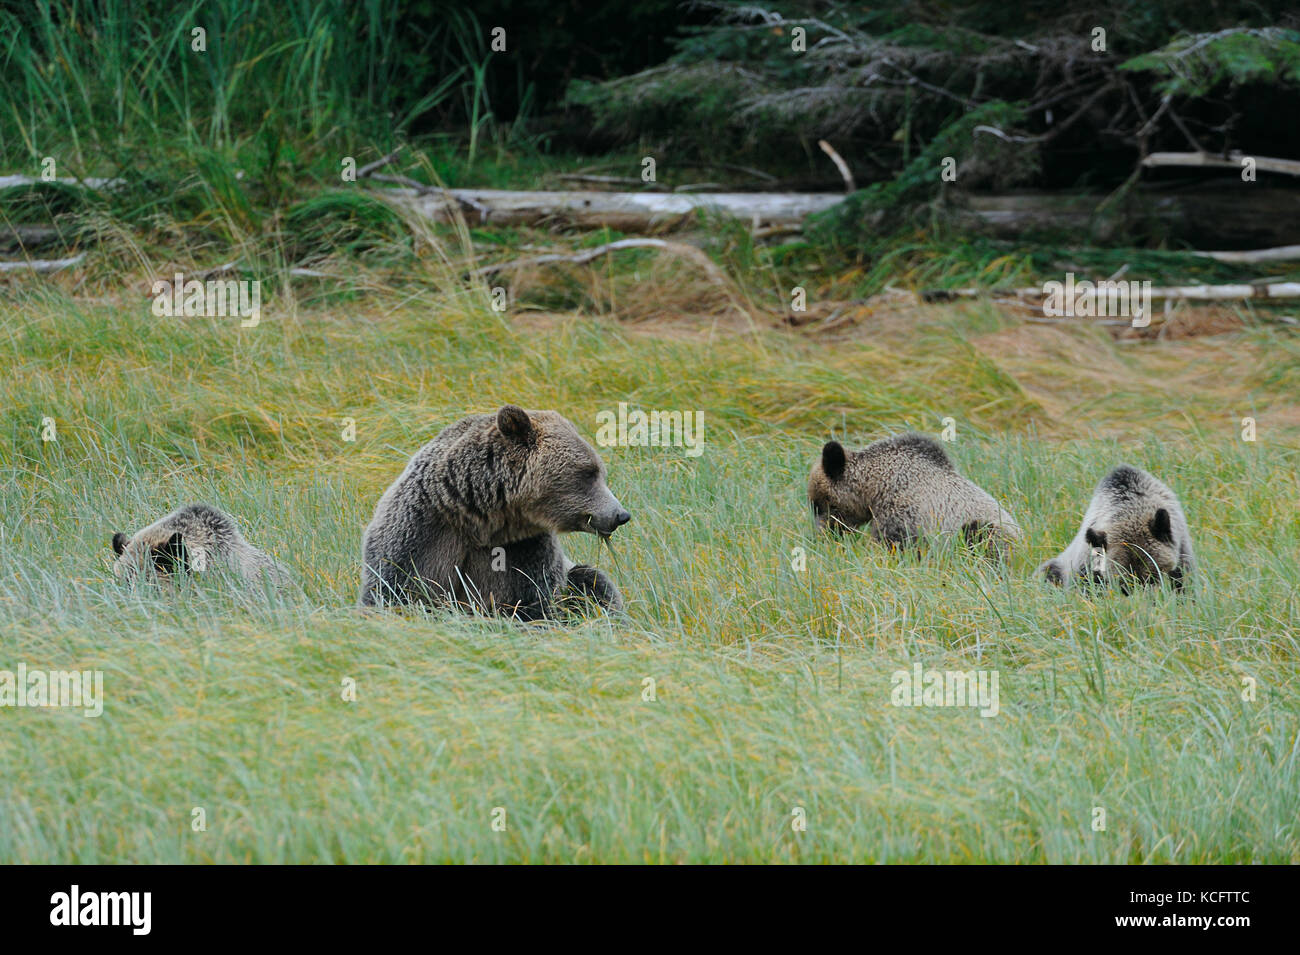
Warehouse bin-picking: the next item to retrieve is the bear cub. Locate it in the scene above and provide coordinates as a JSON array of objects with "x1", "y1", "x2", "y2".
[
  {"x1": 808, "y1": 433, "x2": 1022, "y2": 558},
  {"x1": 359, "y1": 404, "x2": 629, "y2": 618},
  {"x1": 111, "y1": 503, "x2": 289, "y2": 591},
  {"x1": 1039, "y1": 464, "x2": 1193, "y2": 592}
]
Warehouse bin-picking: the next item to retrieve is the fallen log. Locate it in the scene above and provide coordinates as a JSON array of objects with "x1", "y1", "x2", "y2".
[
  {"x1": 951, "y1": 187, "x2": 1300, "y2": 248},
  {"x1": 0, "y1": 225, "x2": 63, "y2": 250},
  {"x1": 372, "y1": 183, "x2": 1300, "y2": 247},
  {"x1": 0, "y1": 175, "x2": 125, "y2": 190},
  {"x1": 469, "y1": 237, "x2": 733, "y2": 289},
  {"x1": 375, "y1": 186, "x2": 845, "y2": 231},
  {"x1": 1190, "y1": 244, "x2": 1300, "y2": 264},
  {"x1": 0, "y1": 253, "x2": 86, "y2": 273},
  {"x1": 1141, "y1": 151, "x2": 1300, "y2": 177},
  {"x1": 925, "y1": 282, "x2": 1300, "y2": 303}
]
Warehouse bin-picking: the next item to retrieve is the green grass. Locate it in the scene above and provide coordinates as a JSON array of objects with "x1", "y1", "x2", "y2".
[{"x1": 1, "y1": 283, "x2": 1297, "y2": 863}]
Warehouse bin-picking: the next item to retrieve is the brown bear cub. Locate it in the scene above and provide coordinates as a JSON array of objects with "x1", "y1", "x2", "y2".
[
  {"x1": 808, "y1": 433, "x2": 1021, "y2": 558},
  {"x1": 111, "y1": 503, "x2": 289, "y2": 591},
  {"x1": 359, "y1": 405, "x2": 630, "y2": 618},
  {"x1": 1038, "y1": 464, "x2": 1193, "y2": 592}
]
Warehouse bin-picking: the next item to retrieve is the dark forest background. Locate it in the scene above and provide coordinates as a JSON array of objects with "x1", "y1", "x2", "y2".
[{"x1": 3, "y1": 1, "x2": 1299, "y2": 276}]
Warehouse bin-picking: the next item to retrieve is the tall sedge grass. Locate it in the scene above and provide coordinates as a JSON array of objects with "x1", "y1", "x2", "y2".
[
  {"x1": 0, "y1": 0, "x2": 513, "y2": 276},
  {"x1": 1, "y1": 286, "x2": 1296, "y2": 862},
  {"x1": 0, "y1": 0, "x2": 468, "y2": 165}
]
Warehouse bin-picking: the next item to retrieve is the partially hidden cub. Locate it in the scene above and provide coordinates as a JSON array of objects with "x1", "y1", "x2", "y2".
[
  {"x1": 111, "y1": 503, "x2": 289, "y2": 591},
  {"x1": 808, "y1": 433, "x2": 1022, "y2": 558}
]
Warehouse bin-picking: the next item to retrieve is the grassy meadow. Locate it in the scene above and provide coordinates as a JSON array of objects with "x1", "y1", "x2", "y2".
[{"x1": 1, "y1": 275, "x2": 1297, "y2": 863}]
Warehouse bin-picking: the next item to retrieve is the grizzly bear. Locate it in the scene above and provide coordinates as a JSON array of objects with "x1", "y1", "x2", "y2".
[
  {"x1": 808, "y1": 433, "x2": 1021, "y2": 558},
  {"x1": 111, "y1": 503, "x2": 289, "y2": 591},
  {"x1": 1038, "y1": 464, "x2": 1193, "y2": 592},
  {"x1": 359, "y1": 405, "x2": 630, "y2": 618}
]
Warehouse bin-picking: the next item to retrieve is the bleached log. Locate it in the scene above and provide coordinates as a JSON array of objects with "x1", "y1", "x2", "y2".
[
  {"x1": 0, "y1": 175, "x2": 125, "y2": 190},
  {"x1": 378, "y1": 187, "x2": 845, "y2": 231},
  {"x1": 951, "y1": 188, "x2": 1300, "y2": 247},
  {"x1": 1141, "y1": 151, "x2": 1300, "y2": 177},
  {"x1": 1146, "y1": 283, "x2": 1300, "y2": 299},
  {"x1": 1189, "y1": 245, "x2": 1300, "y2": 264},
  {"x1": 0, "y1": 253, "x2": 86, "y2": 273},
  {"x1": 926, "y1": 282, "x2": 1300, "y2": 303}
]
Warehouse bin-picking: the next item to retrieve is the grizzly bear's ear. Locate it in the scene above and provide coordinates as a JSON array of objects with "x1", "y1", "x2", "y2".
[
  {"x1": 821, "y1": 441, "x2": 846, "y2": 481},
  {"x1": 1150, "y1": 508, "x2": 1173, "y2": 545},
  {"x1": 497, "y1": 404, "x2": 534, "y2": 442},
  {"x1": 112, "y1": 532, "x2": 128, "y2": 555}
]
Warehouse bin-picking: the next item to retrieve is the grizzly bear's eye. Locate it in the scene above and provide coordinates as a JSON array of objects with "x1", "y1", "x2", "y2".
[{"x1": 580, "y1": 466, "x2": 600, "y2": 482}]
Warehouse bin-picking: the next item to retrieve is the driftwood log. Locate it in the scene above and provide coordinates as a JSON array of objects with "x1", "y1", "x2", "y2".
[
  {"x1": 371, "y1": 184, "x2": 1300, "y2": 248},
  {"x1": 0, "y1": 174, "x2": 124, "y2": 190},
  {"x1": 0, "y1": 225, "x2": 64, "y2": 250},
  {"x1": 925, "y1": 282, "x2": 1300, "y2": 303},
  {"x1": 949, "y1": 187, "x2": 1300, "y2": 248},
  {"x1": 378, "y1": 187, "x2": 845, "y2": 231},
  {"x1": 7, "y1": 164, "x2": 1296, "y2": 248},
  {"x1": 0, "y1": 253, "x2": 86, "y2": 273},
  {"x1": 1141, "y1": 151, "x2": 1300, "y2": 178},
  {"x1": 1191, "y1": 245, "x2": 1300, "y2": 264}
]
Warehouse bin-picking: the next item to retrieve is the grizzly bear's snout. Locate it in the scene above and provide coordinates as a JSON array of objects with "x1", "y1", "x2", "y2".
[{"x1": 588, "y1": 505, "x2": 631, "y2": 538}]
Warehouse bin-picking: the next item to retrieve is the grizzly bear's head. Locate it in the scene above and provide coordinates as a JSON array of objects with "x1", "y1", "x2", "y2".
[
  {"x1": 807, "y1": 440, "x2": 872, "y2": 534},
  {"x1": 1081, "y1": 511, "x2": 1183, "y2": 592},
  {"x1": 496, "y1": 405, "x2": 631, "y2": 538},
  {"x1": 111, "y1": 529, "x2": 190, "y2": 582}
]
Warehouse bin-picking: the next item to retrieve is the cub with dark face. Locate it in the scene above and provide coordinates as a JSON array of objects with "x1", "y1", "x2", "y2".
[
  {"x1": 359, "y1": 405, "x2": 629, "y2": 618},
  {"x1": 111, "y1": 503, "x2": 289, "y2": 591},
  {"x1": 1039, "y1": 465, "x2": 1193, "y2": 592},
  {"x1": 807, "y1": 433, "x2": 1022, "y2": 558}
]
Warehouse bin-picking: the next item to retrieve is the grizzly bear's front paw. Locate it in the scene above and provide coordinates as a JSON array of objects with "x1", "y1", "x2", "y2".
[
  {"x1": 1038, "y1": 559, "x2": 1066, "y2": 586},
  {"x1": 563, "y1": 565, "x2": 624, "y2": 615}
]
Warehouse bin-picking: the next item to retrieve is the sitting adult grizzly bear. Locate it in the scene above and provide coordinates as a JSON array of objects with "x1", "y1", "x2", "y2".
[{"x1": 359, "y1": 405, "x2": 630, "y2": 618}]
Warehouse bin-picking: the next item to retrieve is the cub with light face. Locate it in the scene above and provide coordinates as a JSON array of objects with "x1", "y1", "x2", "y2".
[
  {"x1": 807, "y1": 433, "x2": 1022, "y2": 558},
  {"x1": 359, "y1": 405, "x2": 630, "y2": 618},
  {"x1": 1039, "y1": 465, "x2": 1193, "y2": 592}
]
